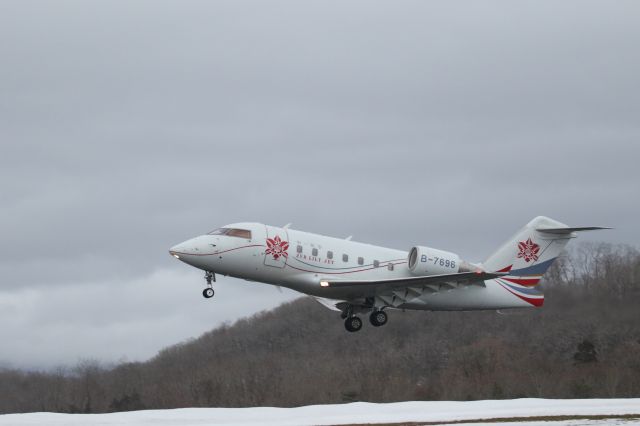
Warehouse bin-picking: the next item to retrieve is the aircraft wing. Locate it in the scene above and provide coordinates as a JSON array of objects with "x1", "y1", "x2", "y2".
[
  {"x1": 321, "y1": 271, "x2": 504, "y2": 289},
  {"x1": 319, "y1": 271, "x2": 506, "y2": 308}
]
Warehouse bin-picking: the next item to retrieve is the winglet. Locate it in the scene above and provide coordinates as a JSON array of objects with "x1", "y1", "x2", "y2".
[
  {"x1": 345, "y1": 235, "x2": 353, "y2": 241},
  {"x1": 283, "y1": 223, "x2": 292, "y2": 229},
  {"x1": 496, "y1": 265, "x2": 513, "y2": 273}
]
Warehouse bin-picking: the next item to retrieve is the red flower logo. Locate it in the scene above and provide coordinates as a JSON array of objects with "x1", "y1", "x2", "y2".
[
  {"x1": 265, "y1": 235, "x2": 289, "y2": 260},
  {"x1": 517, "y1": 237, "x2": 540, "y2": 263}
]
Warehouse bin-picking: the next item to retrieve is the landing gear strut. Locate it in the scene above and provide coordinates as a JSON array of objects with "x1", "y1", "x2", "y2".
[{"x1": 203, "y1": 271, "x2": 216, "y2": 299}]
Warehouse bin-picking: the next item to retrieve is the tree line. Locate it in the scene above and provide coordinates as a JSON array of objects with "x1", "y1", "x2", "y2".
[{"x1": 1, "y1": 243, "x2": 639, "y2": 413}]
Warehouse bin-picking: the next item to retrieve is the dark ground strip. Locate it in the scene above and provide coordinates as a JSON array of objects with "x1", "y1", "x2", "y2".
[{"x1": 334, "y1": 413, "x2": 640, "y2": 426}]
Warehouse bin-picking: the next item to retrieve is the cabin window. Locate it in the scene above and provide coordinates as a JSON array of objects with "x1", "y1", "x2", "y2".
[
  {"x1": 208, "y1": 228, "x2": 252, "y2": 239},
  {"x1": 327, "y1": 251, "x2": 333, "y2": 259},
  {"x1": 388, "y1": 263, "x2": 394, "y2": 271},
  {"x1": 343, "y1": 254, "x2": 349, "y2": 262},
  {"x1": 373, "y1": 260, "x2": 380, "y2": 268},
  {"x1": 312, "y1": 248, "x2": 318, "y2": 257},
  {"x1": 358, "y1": 257, "x2": 364, "y2": 265},
  {"x1": 297, "y1": 245, "x2": 303, "y2": 253}
]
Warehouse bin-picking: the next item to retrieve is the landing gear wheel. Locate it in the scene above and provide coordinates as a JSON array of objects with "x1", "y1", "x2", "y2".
[
  {"x1": 369, "y1": 310, "x2": 388, "y2": 327},
  {"x1": 344, "y1": 316, "x2": 363, "y2": 332},
  {"x1": 202, "y1": 287, "x2": 214, "y2": 298}
]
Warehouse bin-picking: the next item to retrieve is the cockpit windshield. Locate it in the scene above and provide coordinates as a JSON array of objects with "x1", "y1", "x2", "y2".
[{"x1": 208, "y1": 228, "x2": 252, "y2": 239}]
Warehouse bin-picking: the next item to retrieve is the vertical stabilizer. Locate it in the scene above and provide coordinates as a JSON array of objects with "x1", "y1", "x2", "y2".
[
  {"x1": 484, "y1": 216, "x2": 608, "y2": 308},
  {"x1": 484, "y1": 216, "x2": 573, "y2": 286}
]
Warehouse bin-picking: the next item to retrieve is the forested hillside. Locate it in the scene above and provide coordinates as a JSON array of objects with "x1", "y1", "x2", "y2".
[{"x1": 1, "y1": 243, "x2": 639, "y2": 414}]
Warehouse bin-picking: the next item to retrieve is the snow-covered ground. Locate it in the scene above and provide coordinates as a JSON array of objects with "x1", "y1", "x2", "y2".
[{"x1": 1, "y1": 398, "x2": 639, "y2": 425}]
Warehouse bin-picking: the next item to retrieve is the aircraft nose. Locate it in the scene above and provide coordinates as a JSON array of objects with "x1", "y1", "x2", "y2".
[
  {"x1": 169, "y1": 243, "x2": 184, "y2": 259},
  {"x1": 169, "y1": 236, "x2": 216, "y2": 259}
]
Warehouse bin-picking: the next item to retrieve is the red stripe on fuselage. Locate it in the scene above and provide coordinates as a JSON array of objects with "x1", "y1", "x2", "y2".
[{"x1": 171, "y1": 244, "x2": 264, "y2": 257}]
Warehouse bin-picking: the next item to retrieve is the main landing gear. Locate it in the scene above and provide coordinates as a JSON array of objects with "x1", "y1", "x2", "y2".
[
  {"x1": 202, "y1": 271, "x2": 215, "y2": 299},
  {"x1": 342, "y1": 305, "x2": 389, "y2": 332},
  {"x1": 344, "y1": 316, "x2": 363, "y2": 332},
  {"x1": 369, "y1": 310, "x2": 388, "y2": 327}
]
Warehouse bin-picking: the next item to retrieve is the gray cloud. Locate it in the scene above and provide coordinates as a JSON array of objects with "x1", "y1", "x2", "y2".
[
  {"x1": 1, "y1": 0, "x2": 638, "y2": 368},
  {"x1": 0, "y1": 267, "x2": 299, "y2": 368}
]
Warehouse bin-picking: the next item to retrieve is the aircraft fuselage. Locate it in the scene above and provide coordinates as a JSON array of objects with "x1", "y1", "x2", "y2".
[{"x1": 169, "y1": 222, "x2": 530, "y2": 312}]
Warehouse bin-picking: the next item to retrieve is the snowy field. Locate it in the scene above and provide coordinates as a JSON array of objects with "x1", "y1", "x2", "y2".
[{"x1": 1, "y1": 398, "x2": 639, "y2": 425}]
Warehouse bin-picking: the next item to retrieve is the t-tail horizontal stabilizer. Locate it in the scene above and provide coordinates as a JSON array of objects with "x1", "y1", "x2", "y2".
[{"x1": 536, "y1": 226, "x2": 612, "y2": 235}]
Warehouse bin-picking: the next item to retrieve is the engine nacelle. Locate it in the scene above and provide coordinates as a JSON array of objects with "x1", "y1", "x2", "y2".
[{"x1": 407, "y1": 246, "x2": 468, "y2": 276}]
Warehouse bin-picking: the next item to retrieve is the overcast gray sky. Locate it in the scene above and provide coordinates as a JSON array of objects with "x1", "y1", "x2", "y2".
[{"x1": 1, "y1": 0, "x2": 638, "y2": 369}]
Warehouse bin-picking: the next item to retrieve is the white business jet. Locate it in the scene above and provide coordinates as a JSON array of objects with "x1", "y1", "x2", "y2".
[{"x1": 169, "y1": 216, "x2": 607, "y2": 332}]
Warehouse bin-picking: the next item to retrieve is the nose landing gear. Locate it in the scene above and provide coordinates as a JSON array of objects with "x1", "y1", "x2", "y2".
[{"x1": 203, "y1": 271, "x2": 216, "y2": 299}]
